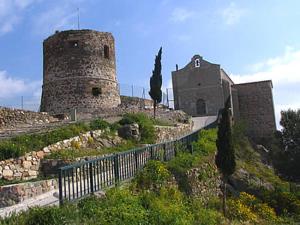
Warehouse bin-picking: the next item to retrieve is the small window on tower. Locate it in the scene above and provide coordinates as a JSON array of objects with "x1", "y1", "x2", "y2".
[
  {"x1": 195, "y1": 59, "x2": 200, "y2": 68},
  {"x1": 92, "y1": 87, "x2": 102, "y2": 96},
  {"x1": 104, "y1": 45, "x2": 110, "y2": 59}
]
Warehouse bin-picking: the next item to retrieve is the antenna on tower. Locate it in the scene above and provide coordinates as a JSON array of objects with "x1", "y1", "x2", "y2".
[{"x1": 77, "y1": 7, "x2": 80, "y2": 30}]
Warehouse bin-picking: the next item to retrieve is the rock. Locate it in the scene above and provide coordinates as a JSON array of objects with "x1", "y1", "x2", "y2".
[
  {"x1": 43, "y1": 147, "x2": 50, "y2": 153},
  {"x1": 28, "y1": 170, "x2": 38, "y2": 177},
  {"x1": 36, "y1": 151, "x2": 45, "y2": 158},
  {"x1": 118, "y1": 123, "x2": 140, "y2": 141},
  {"x1": 22, "y1": 161, "x2": 32, "y2": 169},
  {"x1": 3, "y1": 169, "x2": 13, "y2": 178}
]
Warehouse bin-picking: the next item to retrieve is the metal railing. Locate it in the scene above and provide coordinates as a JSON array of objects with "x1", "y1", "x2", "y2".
[{"x1": 58, "y1": 127, "x2": 201, "y2": 205}]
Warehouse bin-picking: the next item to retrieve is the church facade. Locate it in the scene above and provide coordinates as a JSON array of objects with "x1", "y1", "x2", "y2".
[{"x1": 172, "y1": 55, "x2": 276, "y2": 140}]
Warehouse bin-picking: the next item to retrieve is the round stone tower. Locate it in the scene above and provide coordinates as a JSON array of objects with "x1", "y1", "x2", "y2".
[{"x1": 40, "y1": 29, "x2": 121, "y2": 115}]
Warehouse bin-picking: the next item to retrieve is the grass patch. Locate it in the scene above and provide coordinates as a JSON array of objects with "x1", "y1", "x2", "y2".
[{"x1": 45, "y1": 141, "x2": 137, "y2": 160}]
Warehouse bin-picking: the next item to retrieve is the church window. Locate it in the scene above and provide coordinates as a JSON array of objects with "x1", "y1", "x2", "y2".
[{"x1": 195, "y1": 59, "x2": 200, "y2": 67}]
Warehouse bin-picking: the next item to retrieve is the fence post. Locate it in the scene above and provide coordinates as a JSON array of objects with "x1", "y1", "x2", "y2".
[
  {"x1": 89, "y1": 162, "x2": 94, "y2": 194},
  {"x1": 114, "y1": 154, "x2": 119, "y2": 186},
  {"x1": 58, "y1": 168, "x2": 63, "y2": 206},
  {"x1": 150, "y1": 147, "x2": 154, "y2": 159},
  {"x1": 163, "y1": 143, "x2": 167, "y2": 161},
  {"x1": 135, "y1": 151, "x2": 139, "y2": 171}
]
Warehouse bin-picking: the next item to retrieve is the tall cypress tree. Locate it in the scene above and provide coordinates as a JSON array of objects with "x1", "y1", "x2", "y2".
[
  {"x1": 149, "y1": 47, "x2": 162, "y2": 118},
  {"x1": 215, "y1": 97, "x2": 236, "y2": 217}
]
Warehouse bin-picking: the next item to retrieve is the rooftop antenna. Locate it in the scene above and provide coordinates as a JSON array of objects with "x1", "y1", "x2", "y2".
[{"x1": 77, "y1": 7, "x2": 80, "y2": 30}]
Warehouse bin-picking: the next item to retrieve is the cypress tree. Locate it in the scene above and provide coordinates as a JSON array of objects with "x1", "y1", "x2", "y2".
[
  {"x1": 149, "y1": 47, "x2": 162, "y2": 118},
  {"x1": 215, "y1": 97, "x2": 236, "y2": 217}
]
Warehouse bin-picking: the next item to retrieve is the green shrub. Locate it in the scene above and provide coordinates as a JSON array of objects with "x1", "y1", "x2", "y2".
[
  {"x1": 119, "y1": 113, "x2": 156, "y2": 143},
  {"x1": 227, "y1": 192, "x2": 281, "y2": 224},
  {"x1": 141, "y1": 187, "x2": 193, "y2": 225},
  {"x1": 89, "y1": 118, "x2": 110, "y2": 130},
  {"x1": 135, "y1": 160, "x2": 171, "y2": 190},
  {"x1": 192, "y1": 129, "x2": 217, "y2": 156},
  {"x1": 189, "y1": 199, "x2": 225, "y2": 225},
  {"x1": 78, "y1": 189, "x2": 148, "y2": 225},
  {"x1": 261, "y1": 189, "x2": 300, "y2": 218}
]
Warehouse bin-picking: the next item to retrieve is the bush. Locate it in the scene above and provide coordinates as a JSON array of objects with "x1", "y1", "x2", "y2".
[
  {"x1": 141, "y1": 187, "x2": 193, "y2": 225},
  {"x1": 227, "y1": 192, "x2": 280, "y2": 224},
  {"x1": 78, "y1": 189, "x2": 148, "y2": 225},
  {"x1": 119, "y1": 113, "x2": 156, "y2": 143},
  {"x1": 261, "y1": 189, "x2": 300, "y2": 218},
  {"x1": 89, "y1": 118, "x2": 110, "y2": 130},
  {"x1": 135, "y1": 160, "x2": 171, "y2": 191},
  {"x1": 192, "y1": 129, "x2": 217, "y2": 156}
]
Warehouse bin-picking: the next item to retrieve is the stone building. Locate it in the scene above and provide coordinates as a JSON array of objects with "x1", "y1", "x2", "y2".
[
  {"x1": 172, "y1": 55, "x2": 276, "y2": 140},
  {"x1": 40, "y1": 29, "x2": 121, "y2": 115}
]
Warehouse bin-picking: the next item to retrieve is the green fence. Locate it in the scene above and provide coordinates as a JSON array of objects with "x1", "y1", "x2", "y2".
[{"x1": 58, "y1": 127, "x2": 202, "y2": 205}]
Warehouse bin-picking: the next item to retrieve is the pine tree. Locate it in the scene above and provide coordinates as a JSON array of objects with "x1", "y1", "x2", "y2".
[
  {"x1": 149, "y1": 47, "x2": 162, "y2": 118},
  {"x1": 215, "y1": 97, "x2": 236, "y2": 217}
]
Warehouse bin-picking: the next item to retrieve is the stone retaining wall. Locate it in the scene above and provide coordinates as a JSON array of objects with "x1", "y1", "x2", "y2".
[
  {"x1": 0, "y1": 178, "x2": 58, "y2": 208},
  {"x1": 0, "y1": 129, "x2": 122, "y2": 181},
  {"x1": 0, "y1": 107, "x2": 59, "y2": 129},
  {"x1": 155, "y1": 123, "x2": 193, "y2": 143}
]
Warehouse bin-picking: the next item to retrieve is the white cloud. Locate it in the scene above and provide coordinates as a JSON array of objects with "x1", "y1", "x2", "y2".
[
  {"x1": 170, "y1": 8, "x2": 194, "y2": 23},
  {"x1": 0, "y1": 0, "x2": 40, "y2": 35},
  {"x1": 230, "y1": 46, "x2": 300, "y2": 127},
  {"x1": 33, "y1": 3, "x2": 78, "y2": 36},
  {"x1": 221, "y1": 2, "x2": 246, "y2": 25},
  {"x1": 231, "y1": 47, "x2": 300, "y2": 85},
  {"x1": 0, "y1": 70, "x2": 41, "y2": 110}
]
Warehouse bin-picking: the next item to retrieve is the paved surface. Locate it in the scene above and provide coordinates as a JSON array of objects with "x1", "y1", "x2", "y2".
[
  {"x1": 192, "y1": 116, "x2": 217, "y2": 131},
  {"x1": 0, "y1": 190, "x2": 59, "y2": 218}
]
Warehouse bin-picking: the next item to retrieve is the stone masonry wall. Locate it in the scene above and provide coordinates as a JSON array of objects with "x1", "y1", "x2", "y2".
[
  {"x1": 0, "y1": 107, "x2": 59, "y2": 129},
  {"x1": 41, "y1": 29, "x2": 121, "y2": 115},
  {"x1": 234, "y1": 80, "x2": 277, "y2": 140},
  {"x1": 0, "y1": 129, "x2": 121, "y2": 181},
  {"x1": 0, "y1": 178, "x2": 58, "y2": 208},
  {"x1": 155, "y1": 123, "x2": 193, "y2": 143}
]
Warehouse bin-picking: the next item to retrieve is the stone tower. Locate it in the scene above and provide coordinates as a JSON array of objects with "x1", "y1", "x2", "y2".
[{"x1": 40, "y1": 29, "x2": 121, "y2": 115}]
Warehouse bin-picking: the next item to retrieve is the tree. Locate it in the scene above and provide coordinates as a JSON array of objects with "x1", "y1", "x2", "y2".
[
  {"x1": 149, "y1": 47, "x2": 162, "y2": 118},
  {"x1": 274, "y1": 109, "x2": 300, "y2": 182},
  {"x1": 215, "y1": 97, "x2": 236, "y2": 217}
]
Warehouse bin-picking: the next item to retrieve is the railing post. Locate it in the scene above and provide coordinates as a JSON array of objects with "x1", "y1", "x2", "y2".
[
  {"x1": 89, "y1": 162, "x2": 94, "y2": 194},
  {"x1": 150, "y1": 146, "x2": 154, "y2": 159},
  {"x1": 114, "y1": 154, "x2": 119, "y2": 186},
  {"x1": 135, "y1": 151, "x2": 139, "y2": 171},
  {"x1": 163, "y1": 143, "x2": 167, "y2": 161},
  {"x1": 58, "y1": 168, "x2": 63, "y2": 206}
]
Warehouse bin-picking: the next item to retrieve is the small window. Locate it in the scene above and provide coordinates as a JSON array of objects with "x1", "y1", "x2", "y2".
[
  {"x1": 104, "y1": 45, "x2": 110, "y2": 59},
  {"x1": 195, "y1": 59, "x2": 200, "y2": 68},
  {"x1": 92, "y1": 87, "x2": 102, "y2": 96},
  {"x1": 70, "y1": 41, "x2": 79, "y2": 48}
]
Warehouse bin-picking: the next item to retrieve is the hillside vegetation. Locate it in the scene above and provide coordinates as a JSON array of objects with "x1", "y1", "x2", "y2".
[{"x1": 1, "y1": 126, "x2": 300, "y2": 224}]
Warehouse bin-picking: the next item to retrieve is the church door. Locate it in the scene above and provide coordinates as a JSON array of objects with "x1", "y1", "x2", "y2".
[{"x1": 196, "y1": 99, "x2": 206, "y2": 115}]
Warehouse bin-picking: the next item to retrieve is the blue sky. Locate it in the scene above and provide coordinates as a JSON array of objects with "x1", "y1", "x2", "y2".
[{"x1": 0, "y1": 0, "x2": 300, "y2": 126}]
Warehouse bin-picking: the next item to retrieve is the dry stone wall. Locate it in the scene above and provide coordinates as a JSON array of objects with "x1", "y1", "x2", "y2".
[
  {"x1": 155, "y1": 123, "x2": 193, "y2": 143},
  {"x1": 0, "y1": 107, "x2": 59, "y2": 129},
  {"x1": 0, "y1": 178, "x2": 58, "y2": 208}
]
